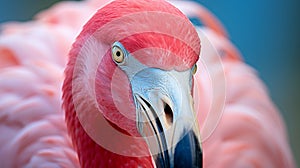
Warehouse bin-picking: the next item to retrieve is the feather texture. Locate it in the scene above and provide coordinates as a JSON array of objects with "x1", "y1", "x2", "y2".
[{"x1": 0, "y1": 0, "x2": 295, "y2": 167}]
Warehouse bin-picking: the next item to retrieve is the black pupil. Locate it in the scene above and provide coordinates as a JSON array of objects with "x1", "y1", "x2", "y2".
[{"x1": 116, "y1": 51, "x2": 121, "y2": 57}]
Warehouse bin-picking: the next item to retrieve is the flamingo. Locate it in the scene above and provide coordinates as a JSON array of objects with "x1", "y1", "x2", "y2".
[{"x1": 0, "y1": 0, "x2": 295, "y2": 167}]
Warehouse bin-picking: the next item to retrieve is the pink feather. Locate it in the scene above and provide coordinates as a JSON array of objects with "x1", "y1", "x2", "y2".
[{"x1": 0, "y1": 0, "x2": 295, "y2": 167}]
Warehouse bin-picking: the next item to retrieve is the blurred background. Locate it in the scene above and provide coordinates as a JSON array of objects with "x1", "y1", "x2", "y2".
[{"x1": 0, "y1": 0, "x2": 299, "y2": 165}]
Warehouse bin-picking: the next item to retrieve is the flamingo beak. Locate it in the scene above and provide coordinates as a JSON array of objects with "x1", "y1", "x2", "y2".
[
  {"x1": 131, "y1": 68, "x2": 202, "y2": 168},
  {"x1": 111, "y1": 42, "x2": 202, "y2": 167}
]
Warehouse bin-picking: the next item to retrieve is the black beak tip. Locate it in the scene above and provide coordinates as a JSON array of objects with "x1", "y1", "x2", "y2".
[{"x1": 174, "y1": 130, "x2": 202, "y2": 168}]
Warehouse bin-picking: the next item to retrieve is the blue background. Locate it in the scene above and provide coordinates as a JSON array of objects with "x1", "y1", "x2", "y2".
[{"x1": 0, "y1": 0, "x2": 299, "y2": 165}]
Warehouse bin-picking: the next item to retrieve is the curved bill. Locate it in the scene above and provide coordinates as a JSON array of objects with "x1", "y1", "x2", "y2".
[
  {"x1": 110, "y1": 41, "x2": 202, "y2": 167},
  {"x1": 132, "y1": 68, "x2": 202, "y2": 168}
]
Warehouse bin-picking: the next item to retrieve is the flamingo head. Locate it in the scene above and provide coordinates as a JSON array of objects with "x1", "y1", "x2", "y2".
[{"x1": 64, "y1": 0, "x2": 202, "y2": 167}]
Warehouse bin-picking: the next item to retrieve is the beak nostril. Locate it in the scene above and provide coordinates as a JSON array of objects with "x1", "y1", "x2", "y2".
[{"x1": 163, "y1": 102, "x2": 173, "y2": 125}]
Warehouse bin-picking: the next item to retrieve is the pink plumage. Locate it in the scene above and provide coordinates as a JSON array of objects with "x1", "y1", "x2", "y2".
[{"x1": 0, "y1": 0, "x2": 295, "y2": 168}]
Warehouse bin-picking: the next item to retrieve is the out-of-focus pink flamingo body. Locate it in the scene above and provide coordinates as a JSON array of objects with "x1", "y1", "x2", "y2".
[{"x1": 0, "y1": 0, "x2": 295, "y2": 167}]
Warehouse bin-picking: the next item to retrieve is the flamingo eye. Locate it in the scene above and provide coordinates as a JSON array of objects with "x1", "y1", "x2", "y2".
[
  {"x1": 112, "y1": 46, "x2": 125, "y2": 63},
  {"x1": 192, "y1": 64, "x2": 197, "y2": 75}
]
